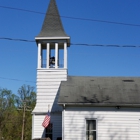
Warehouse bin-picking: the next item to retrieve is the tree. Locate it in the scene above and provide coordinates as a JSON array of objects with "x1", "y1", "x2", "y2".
[
  {"x1": 17, "y1": 85, "x2": 36, "y2": 140},
  {"x1": 0, "y1": 85, "x2": 36, "y2": 140},
  {"x1": 0, "y1": 88, "x2": 18, "y2": 139}
]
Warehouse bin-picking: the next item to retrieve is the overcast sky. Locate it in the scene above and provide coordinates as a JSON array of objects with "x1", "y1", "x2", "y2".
[{"x1": 0, "y1": 0, "x2": 140, "y2": 93}]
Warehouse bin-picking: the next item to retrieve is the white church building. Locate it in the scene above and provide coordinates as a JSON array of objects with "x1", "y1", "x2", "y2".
[{"x1": 32, "y1": 0, "x2": 140, "y2": 140}]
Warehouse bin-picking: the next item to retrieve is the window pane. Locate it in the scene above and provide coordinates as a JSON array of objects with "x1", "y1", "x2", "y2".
[
  {"x1": 86, "y1": 121, "x2": 89, "y2": 130},
  {"x1": 45, "y1": 123, "x2": 53, "y2": 139},
  {"x1": 45, "y1": 134, "x2": 52, "y2": 140},
  {"x1": 86, "y1": 120, "x2": 96, "y2": 130},
  {"x1": 46, "y1": 124, "x2": 53, "y2": 132},
  {"x1": 86, "y1": 131, "x2": 96, "y2": 140}
]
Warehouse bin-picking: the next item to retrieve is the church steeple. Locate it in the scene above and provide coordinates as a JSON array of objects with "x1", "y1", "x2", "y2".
[
  {"x1": 35, "y1": 0, "x2": 70, "y2": 69},
  {"x1": 36, "y1": 0, "x2": 69, "y2": 38}
]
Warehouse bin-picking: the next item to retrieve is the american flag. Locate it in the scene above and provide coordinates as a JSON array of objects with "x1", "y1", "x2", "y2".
[{"x1": 42, "y1": 111, "x2": 50, "y2": 128}]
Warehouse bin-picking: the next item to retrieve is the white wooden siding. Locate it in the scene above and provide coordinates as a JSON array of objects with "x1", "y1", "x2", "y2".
[
  {"x1": 64, "y1": 107, "x2": 140, "y2": 140},
  {"x1": 32, "y1": 69, "x2": 67, "y2": 139},
  {"x1": 33, "y1": 113, "x2": 62, "y2": 140},
  {"x1": 33, "y1": 69, "x2": 67, "y2": 113}
]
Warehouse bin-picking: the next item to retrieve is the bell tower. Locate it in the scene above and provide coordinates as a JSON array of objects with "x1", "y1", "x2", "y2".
[
  {"x1": 32, "y1": 0, "x2": 70, "y2": 139},
  {"x1": 36, "y1": 0, "x2": 70, "y2": 70}
]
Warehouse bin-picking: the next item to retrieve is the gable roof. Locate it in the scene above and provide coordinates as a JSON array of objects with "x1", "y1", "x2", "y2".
[
  {"x1": 58, "y1": 76, "x2": 140, "y2": 107},
  {"x1": 36, "y1": 0, "x2": 69, "y2": 38}
]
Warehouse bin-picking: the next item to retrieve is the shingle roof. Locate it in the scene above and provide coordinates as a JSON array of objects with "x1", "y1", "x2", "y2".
[
  {"x1": 58, "y1": 76, "x2": 140, "y2": 107},
  {"x1": 36, "y1": 0, "x2": 69, "y2": 38}
]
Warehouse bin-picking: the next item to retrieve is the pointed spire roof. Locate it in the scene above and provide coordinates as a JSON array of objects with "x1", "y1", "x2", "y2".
[{"x1": 36, "y1": 0, "x2": 69, "y2": 38}]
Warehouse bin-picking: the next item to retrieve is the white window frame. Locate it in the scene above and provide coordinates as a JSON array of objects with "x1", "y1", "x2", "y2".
[{"x1": 85, "y1": 118, "x2": 97, "y2": 140}]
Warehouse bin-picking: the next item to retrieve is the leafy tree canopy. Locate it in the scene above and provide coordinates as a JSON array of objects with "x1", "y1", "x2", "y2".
[{"x1": 0, "y1": 84, "x2": 36, "y2": 140}]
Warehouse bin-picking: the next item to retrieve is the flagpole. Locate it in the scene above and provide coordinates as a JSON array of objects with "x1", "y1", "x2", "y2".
[{"x1": 48, "y1": 104, "x2": 50, "y2": 112}]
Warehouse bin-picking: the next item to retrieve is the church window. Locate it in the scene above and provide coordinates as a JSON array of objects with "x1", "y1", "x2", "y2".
[
  {"x1": 45, "y1": 123, "x2": 53, "y2": 140},
  {"x1": 86, "y1": 120, "x2": 97, "y2": 140}
]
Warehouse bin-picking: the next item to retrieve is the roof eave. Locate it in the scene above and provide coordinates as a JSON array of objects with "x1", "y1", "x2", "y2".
[
  {"x1": 35, "y1": 36, "x2": 70, "y2": 46},
  {"x1": 35, "y1": 36, "x2": 70, "y2": 40},
  {"x1": 58, "y1": 102, "x2": 140, "y2": 107}
]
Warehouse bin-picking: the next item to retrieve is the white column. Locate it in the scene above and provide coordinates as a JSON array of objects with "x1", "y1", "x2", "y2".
[
  {"x1": 64, "y1": 42, "x2": 67, "y2": 68},
  {"x1": 55, "y1": 43, "x2": 58, "y2": 68},
  {"x1": 47, "y1": 43, "x2": 50, "y2": 69},
  {"x1": 62, "y1": 105, "x2": 65, "y2": 140},
  {"x1": 38, "y1": 43, "x2": 41, "y2": 68}
]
